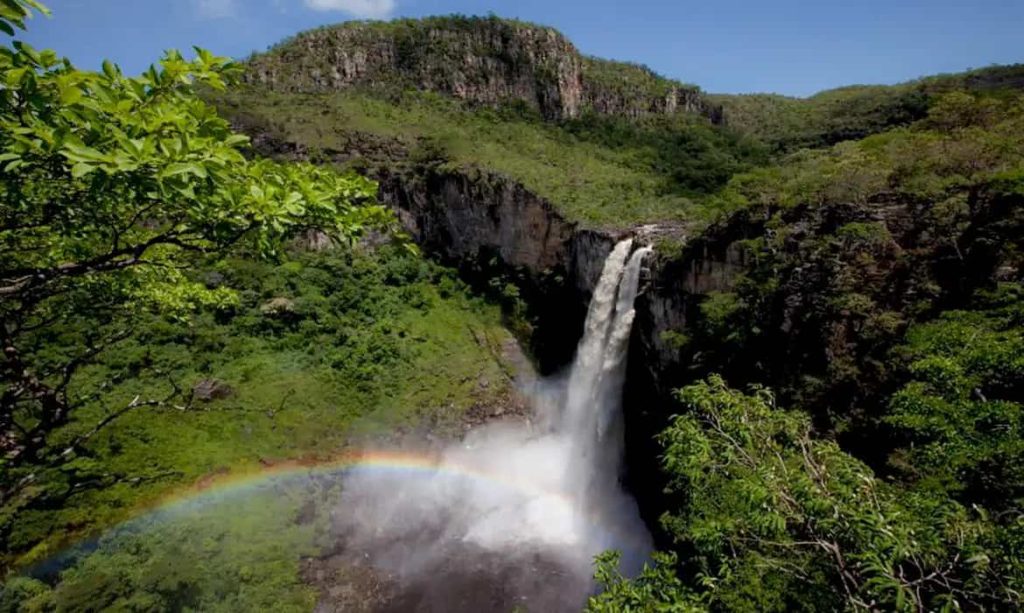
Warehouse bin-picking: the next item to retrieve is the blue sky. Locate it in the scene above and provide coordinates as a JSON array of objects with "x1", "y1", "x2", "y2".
[{"x1": 19, "y1": 0, "x2": 1024, "y2": 96}]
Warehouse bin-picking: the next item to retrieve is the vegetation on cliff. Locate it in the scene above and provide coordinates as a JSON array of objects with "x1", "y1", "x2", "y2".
[{"x1": 214, "y1": 87, "x2": 766, "y2": 226}]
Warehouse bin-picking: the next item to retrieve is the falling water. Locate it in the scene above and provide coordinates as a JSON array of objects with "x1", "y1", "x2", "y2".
[
  {"x1": 562, "y1": 239, "x2": 651, "y2": 476},
  {"x1": 328, "y1": 238, "x2": 654, "y2": 611}
]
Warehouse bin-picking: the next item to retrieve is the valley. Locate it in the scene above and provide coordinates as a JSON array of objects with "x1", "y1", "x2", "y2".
[{"x1": 2, "y1": 7, "x2": 1023, "y2": 612}]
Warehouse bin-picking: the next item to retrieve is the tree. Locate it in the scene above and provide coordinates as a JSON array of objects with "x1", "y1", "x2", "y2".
[
  {"x1": 886, "y1": 284, "x2": 1024, "y2": 512},
  {"x1": 595, "y1": 376, "x2": 1020, "y2": 612},
  {"x1": 0, "y1": 3, "x2": 392, "y2": 496},
  {"x1": 588, "y1": 551, "x2": 700, "y2": 612}
]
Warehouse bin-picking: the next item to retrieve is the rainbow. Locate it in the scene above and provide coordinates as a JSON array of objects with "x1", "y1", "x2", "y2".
[
  {"x1": 29, "y1": 448, "x2": 647, "y2": 574},
  {"x1": 151, "y1": 448, "x2": 577, "y2": 512}
]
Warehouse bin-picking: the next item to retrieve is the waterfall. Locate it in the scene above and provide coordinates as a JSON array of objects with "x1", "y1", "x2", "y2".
[
  {"x1": 330, "y1": 238, "x2": 653, "y2": 611},
  {"x1": 561, "y1": 239, "x2": 651, "y2": 491}
]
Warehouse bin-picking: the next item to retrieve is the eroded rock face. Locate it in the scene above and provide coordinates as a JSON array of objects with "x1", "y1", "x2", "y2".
[
  {"x1": 244, "y1": 17, "x2": 720, "y2": 123},
  {"x1": 377, "y1": 165, "x2": 624, "y2": 295},
  {"x1": 377, "y1": 165, "x2": 619, "y2": 372},
  {"x1": 381, "y1": 168, "x2": 577, "y2": 272},
  {"x1": 248, "y1": 19, "x2": 584, "y2": 120}
]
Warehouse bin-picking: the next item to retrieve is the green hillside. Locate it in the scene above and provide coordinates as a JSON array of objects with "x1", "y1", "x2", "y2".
[{"x1": 215, "y1": 87, "x2": 764, "y2": 227}]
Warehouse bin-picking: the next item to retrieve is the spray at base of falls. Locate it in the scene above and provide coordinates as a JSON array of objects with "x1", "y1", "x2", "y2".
[{"x1": 332, "y1": 239, "x2": 653, "y2": 611}]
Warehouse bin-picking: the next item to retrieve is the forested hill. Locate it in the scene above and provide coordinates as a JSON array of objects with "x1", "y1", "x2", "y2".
[{"x1": 712, "y1": 63, "x2": 1024, "y2": 151}]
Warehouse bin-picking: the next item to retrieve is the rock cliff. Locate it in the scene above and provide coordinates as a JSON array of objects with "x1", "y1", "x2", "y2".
[
  {"x1": 376, "y1": 163, "x2": 620, "y2": 370},
  {"x1": 244, "y1": 16, "x2": 720, "y2": 122}
]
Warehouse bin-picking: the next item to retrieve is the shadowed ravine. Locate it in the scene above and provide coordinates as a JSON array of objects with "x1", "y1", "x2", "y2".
[{"x1": 318, "y1": 239, "x2": 653, "y2": 611}]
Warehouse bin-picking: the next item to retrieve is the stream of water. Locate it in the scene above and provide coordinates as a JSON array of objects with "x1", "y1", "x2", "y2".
[{"x1": 331, "y1": 238, "x2": 653, "y2": 611}]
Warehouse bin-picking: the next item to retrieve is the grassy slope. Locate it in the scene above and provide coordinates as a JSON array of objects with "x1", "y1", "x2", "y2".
[
  {"x1": 712, "y1": 63, "x2": 1024, "y2": 153},
  {"x1": 215, "y1": 88, "x2": 763, "y2": 229},
  {"x1": 220, "y1": 67, "x2": 1024, "y2": 230},
  {"x1": 3, "y1": 246, "x2": 515, "y2": 577}
]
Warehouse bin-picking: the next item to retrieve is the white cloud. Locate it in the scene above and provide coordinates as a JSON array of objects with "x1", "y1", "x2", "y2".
[
  {"x1": 194, "y1": 0, "x2": 237, "y2": 19},
  {"x1": 303, "y1": 0, "x2": 396, "y2": 19}
]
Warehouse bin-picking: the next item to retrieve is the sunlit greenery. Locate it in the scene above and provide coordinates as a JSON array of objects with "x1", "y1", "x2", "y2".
[
  {"x1": 0, "y1": 2, "x2": 513, "y2": 590},
  {"x1": 213, "y1": 87, "x2": 765, "y2": 227},
  {"x1": 1, "y1": 245, "x2": 514, "y2": 573},
  {"x1": 887, "y1": 284, "x2": 1024, "y2": 511},
  {"x1": 712, "y1": 63, "x2": 1024, "y2": 153},
  {"x1": 3, "y1": 477, "x2": 337, "y2": 611},
  {"x1": 0, "y1": 12, "x2": 397, "y2": 485},
  {"x1": 592, "y1": 374, "x2": 1024, "y2": 611}
]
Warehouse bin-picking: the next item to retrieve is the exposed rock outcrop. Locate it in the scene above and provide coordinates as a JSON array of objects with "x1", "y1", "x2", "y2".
[
  {"x1": 244, "y1": 16, "x2": 720, "y2": 123},
  {"x1": 376, "y1": 164, "x2": 618, "y2": 370},
  {"x1": 192, "y1": 379, "x2": 235, "y2": 402}
]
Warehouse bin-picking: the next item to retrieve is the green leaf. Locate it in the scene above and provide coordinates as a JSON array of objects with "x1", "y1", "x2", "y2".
[
  {"x1": 5, "y1": 65, "x2": 26, "y2": 86},
  {"x1": 12, "y1": 39, "x2": 40, "y2": 64},
  {"x1": 102, "y1": 58, "x2": 117, "y2": 79},
  {"x1": 62, "y1": 142, "x2": 108, "y2": 163},
  {"x1": 70, "y1": 161, "x2": 95, "y2": 178},
  {"x1": 59, "y1": 82, "x2": 82, "y2": 105},
  {"x1": 161, "y1": 162, "x2": 206, "y2": 179}
]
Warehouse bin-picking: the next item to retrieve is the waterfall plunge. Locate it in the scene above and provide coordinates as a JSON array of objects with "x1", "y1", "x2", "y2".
[
  {"x1": 331, "y1": 239, "x2": 653, "y2": 611},
  {"x1": 562, "y1": 239, "x2": 652, "y2": 489}
]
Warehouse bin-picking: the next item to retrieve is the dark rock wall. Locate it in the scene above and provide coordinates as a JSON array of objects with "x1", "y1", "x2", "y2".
[{"x1": 377, "y1": 165, "x2": 619, "y2": 372}]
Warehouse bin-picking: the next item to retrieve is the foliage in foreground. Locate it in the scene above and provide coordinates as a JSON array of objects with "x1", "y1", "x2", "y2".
[
  {"x1": 0, "y1": 9, "x2": 393, "y2": 509},
  {"x1": 886, "y1": 284, "x2": 1024, "y2": 513},
  {"x1": 592, "y1": 370, "x2": 1023, "y2": 611}
]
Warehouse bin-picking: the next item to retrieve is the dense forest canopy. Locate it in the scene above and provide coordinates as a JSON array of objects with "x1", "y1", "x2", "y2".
[{"x1": 2, "y1": 4, "x2": 1023, "y2": 612}]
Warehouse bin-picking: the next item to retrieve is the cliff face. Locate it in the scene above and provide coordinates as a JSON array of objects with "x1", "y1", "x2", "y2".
[
  {"x1": 376, "y1": 164, "x2": 619, "y2": 370},
  {"x1": 628, "y1": 190, "x2": 1024, "y2": 444},
  {"x1": 581, "y1": 57, "x2": 720, "y2": 121},
  {"x1": 244, "y1": 16, "x2": 719, "y2": 122}
]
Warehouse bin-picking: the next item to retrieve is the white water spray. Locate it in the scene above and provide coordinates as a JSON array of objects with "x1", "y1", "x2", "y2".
[{"x1": 332, "y1": 239, "x2": 653, "y2": 611}]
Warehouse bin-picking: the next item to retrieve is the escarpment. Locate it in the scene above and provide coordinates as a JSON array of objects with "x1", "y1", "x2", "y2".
[{"x1": 243, "y1": 16, "x2": 720, "y2": 122}]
